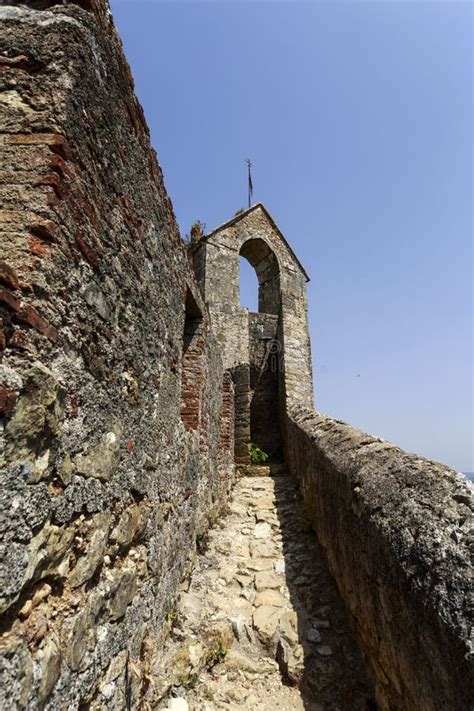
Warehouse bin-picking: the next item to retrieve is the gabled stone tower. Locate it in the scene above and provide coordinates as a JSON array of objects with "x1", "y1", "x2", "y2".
[{"x1": 190, "y1": 204, "x2": 313, "y2": 464}]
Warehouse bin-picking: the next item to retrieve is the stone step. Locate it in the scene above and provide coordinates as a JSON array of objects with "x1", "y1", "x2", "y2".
[{"x1": 237, "y1": 462, "x2": 287, "y2": 478}]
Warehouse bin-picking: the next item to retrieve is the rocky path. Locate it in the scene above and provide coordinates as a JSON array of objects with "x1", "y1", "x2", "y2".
[{"x1": 155, "y1": 475, "x2": 374, "y2": 711}]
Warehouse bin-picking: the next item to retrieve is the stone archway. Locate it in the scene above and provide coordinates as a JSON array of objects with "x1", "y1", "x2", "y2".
[
  {"x1": 239, "y1": 237, "x2": 281, "y2": 316},
  {"x1": 237, "y1": 239, "x2": 283, "y2": 463}
]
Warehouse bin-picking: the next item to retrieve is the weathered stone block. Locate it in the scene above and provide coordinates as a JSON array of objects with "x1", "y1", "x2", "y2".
[
  {"x1": 70, "y1": 527, "x2": 108, "y2": 589},
  {"x1": 0, "y1": 520, "x2": 74, "y2": 613},
  {"x1": 109, "y1": 503, "x2": 140, "y2": 550},
  {"x1": 107, "y1": 560, "x2": 138, "y2": 621},
  {"x1": 4, "y1": 362, "x2": 65, "y2": 481},
  {"x1": 75, "y1": 421, "x2": 123, "y2": 481},
  {"x1": 37, "y1": 634, "x2": 61, "y2": 705},
  {"x1": 64, "y1": 608, "x2": 95, "y2": 672}
]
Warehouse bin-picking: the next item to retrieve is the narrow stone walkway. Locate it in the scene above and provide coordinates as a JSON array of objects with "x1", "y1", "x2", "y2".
[{"x1": 155, "y1": 476, "x2": 374, "y2": 711}]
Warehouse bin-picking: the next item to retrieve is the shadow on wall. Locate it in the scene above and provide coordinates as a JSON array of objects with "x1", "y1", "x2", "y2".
[
  {"x1": 181, "y1": 289, "x2": 204, "y2": 432},
  {"x1": 272, "y1": 475, "x2": 377, "y2": 711}
]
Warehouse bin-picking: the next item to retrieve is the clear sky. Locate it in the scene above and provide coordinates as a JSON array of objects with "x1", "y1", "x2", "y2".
[{"x1": 110, "y1": 0, "x2": 473, "y2": 472}]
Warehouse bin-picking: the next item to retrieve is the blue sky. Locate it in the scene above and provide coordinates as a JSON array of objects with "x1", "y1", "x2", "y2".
[{"x1": 110, "y1": 0, "x2": 472, "y2": 472}]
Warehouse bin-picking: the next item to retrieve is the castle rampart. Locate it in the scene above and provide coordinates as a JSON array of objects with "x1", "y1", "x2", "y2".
[{"x1": 0, "y1": 2, "x2": 472, "y2": 710}]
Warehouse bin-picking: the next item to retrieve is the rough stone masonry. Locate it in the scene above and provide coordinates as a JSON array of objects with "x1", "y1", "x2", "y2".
[
  {"x1": 0, "y1": 1, "x2": 234, "y2": 708},
  {"x1": 0, "y1": 2, "x2": 472, "y2": 710}
]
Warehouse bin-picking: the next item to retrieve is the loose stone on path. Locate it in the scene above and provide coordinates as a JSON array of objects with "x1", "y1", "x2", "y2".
[{"x1": 155, "y1": 475, "x2": 374, "y2": 710}]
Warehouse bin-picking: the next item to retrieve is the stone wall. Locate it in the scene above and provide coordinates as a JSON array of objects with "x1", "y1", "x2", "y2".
[
  {"x1": 0, "y1": 2, "x2": 234, "y2": 708},
  {"x1": 228, "y1": 312, "x2": 281, "y2": 465},
  {"x1": 285, "y1": 407, "x2": 474, "y2": 711},
  {"x1": 248, "y1": 312, "x2": 281, "y2": 460}
]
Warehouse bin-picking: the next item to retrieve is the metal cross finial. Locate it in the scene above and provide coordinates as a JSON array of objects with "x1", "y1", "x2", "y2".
[{"x1": 246, "y1": 158, "x2": 253, "y2": 208}]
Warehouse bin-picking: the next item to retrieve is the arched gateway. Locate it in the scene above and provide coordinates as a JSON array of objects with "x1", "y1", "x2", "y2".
[{"x1": 190, "y1": 203, "x2": 313, "y2": 465}]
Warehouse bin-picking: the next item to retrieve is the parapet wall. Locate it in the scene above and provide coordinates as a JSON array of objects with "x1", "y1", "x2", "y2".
[
  {"x1": 285, "y1": 408, "x2": 474, "y2": 711},
  {"x1": 0, "y1": 2, "x2": 233, "y2": 708}
]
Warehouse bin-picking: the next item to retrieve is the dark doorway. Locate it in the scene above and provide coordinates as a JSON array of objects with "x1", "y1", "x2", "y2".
[{"x1": 180, "y1": 289, "x2": 204, "y2": 432}]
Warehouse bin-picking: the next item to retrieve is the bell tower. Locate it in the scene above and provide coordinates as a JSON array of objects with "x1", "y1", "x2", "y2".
[{"x1": 190, "y1": 204, "x2": 313, "y2": 465}]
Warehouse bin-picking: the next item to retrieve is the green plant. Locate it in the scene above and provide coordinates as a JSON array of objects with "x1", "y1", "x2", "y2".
[
  {"x1": 203, "y1": 686, "x2": 214, "y2": 701},
  {"x1": 166, "y1": 609, "x2": 177, "y2": 625},
  {"x1": 185, "y1": 220, "x2": 207, "y2": 244},
  {"x1": 205, "y1": 640, "x2": 229, "y2": 668},
  {"x1": 250, "y1": 443, "x2": 269, "y2": 465},
  {"x1": 234, "y1": 207, "x2": 245, "y2": 216},
  {"x1": 181, "y1": 671, "x2": 198, "y2": 689}
]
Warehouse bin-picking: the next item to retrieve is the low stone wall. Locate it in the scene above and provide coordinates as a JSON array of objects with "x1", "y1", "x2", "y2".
[
  {"x1": 0, "y1": 2, "x2": 234, "y2": 708},
  {"x1": 285, "y1": 408, "x2": 473, "y2": 711}
]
